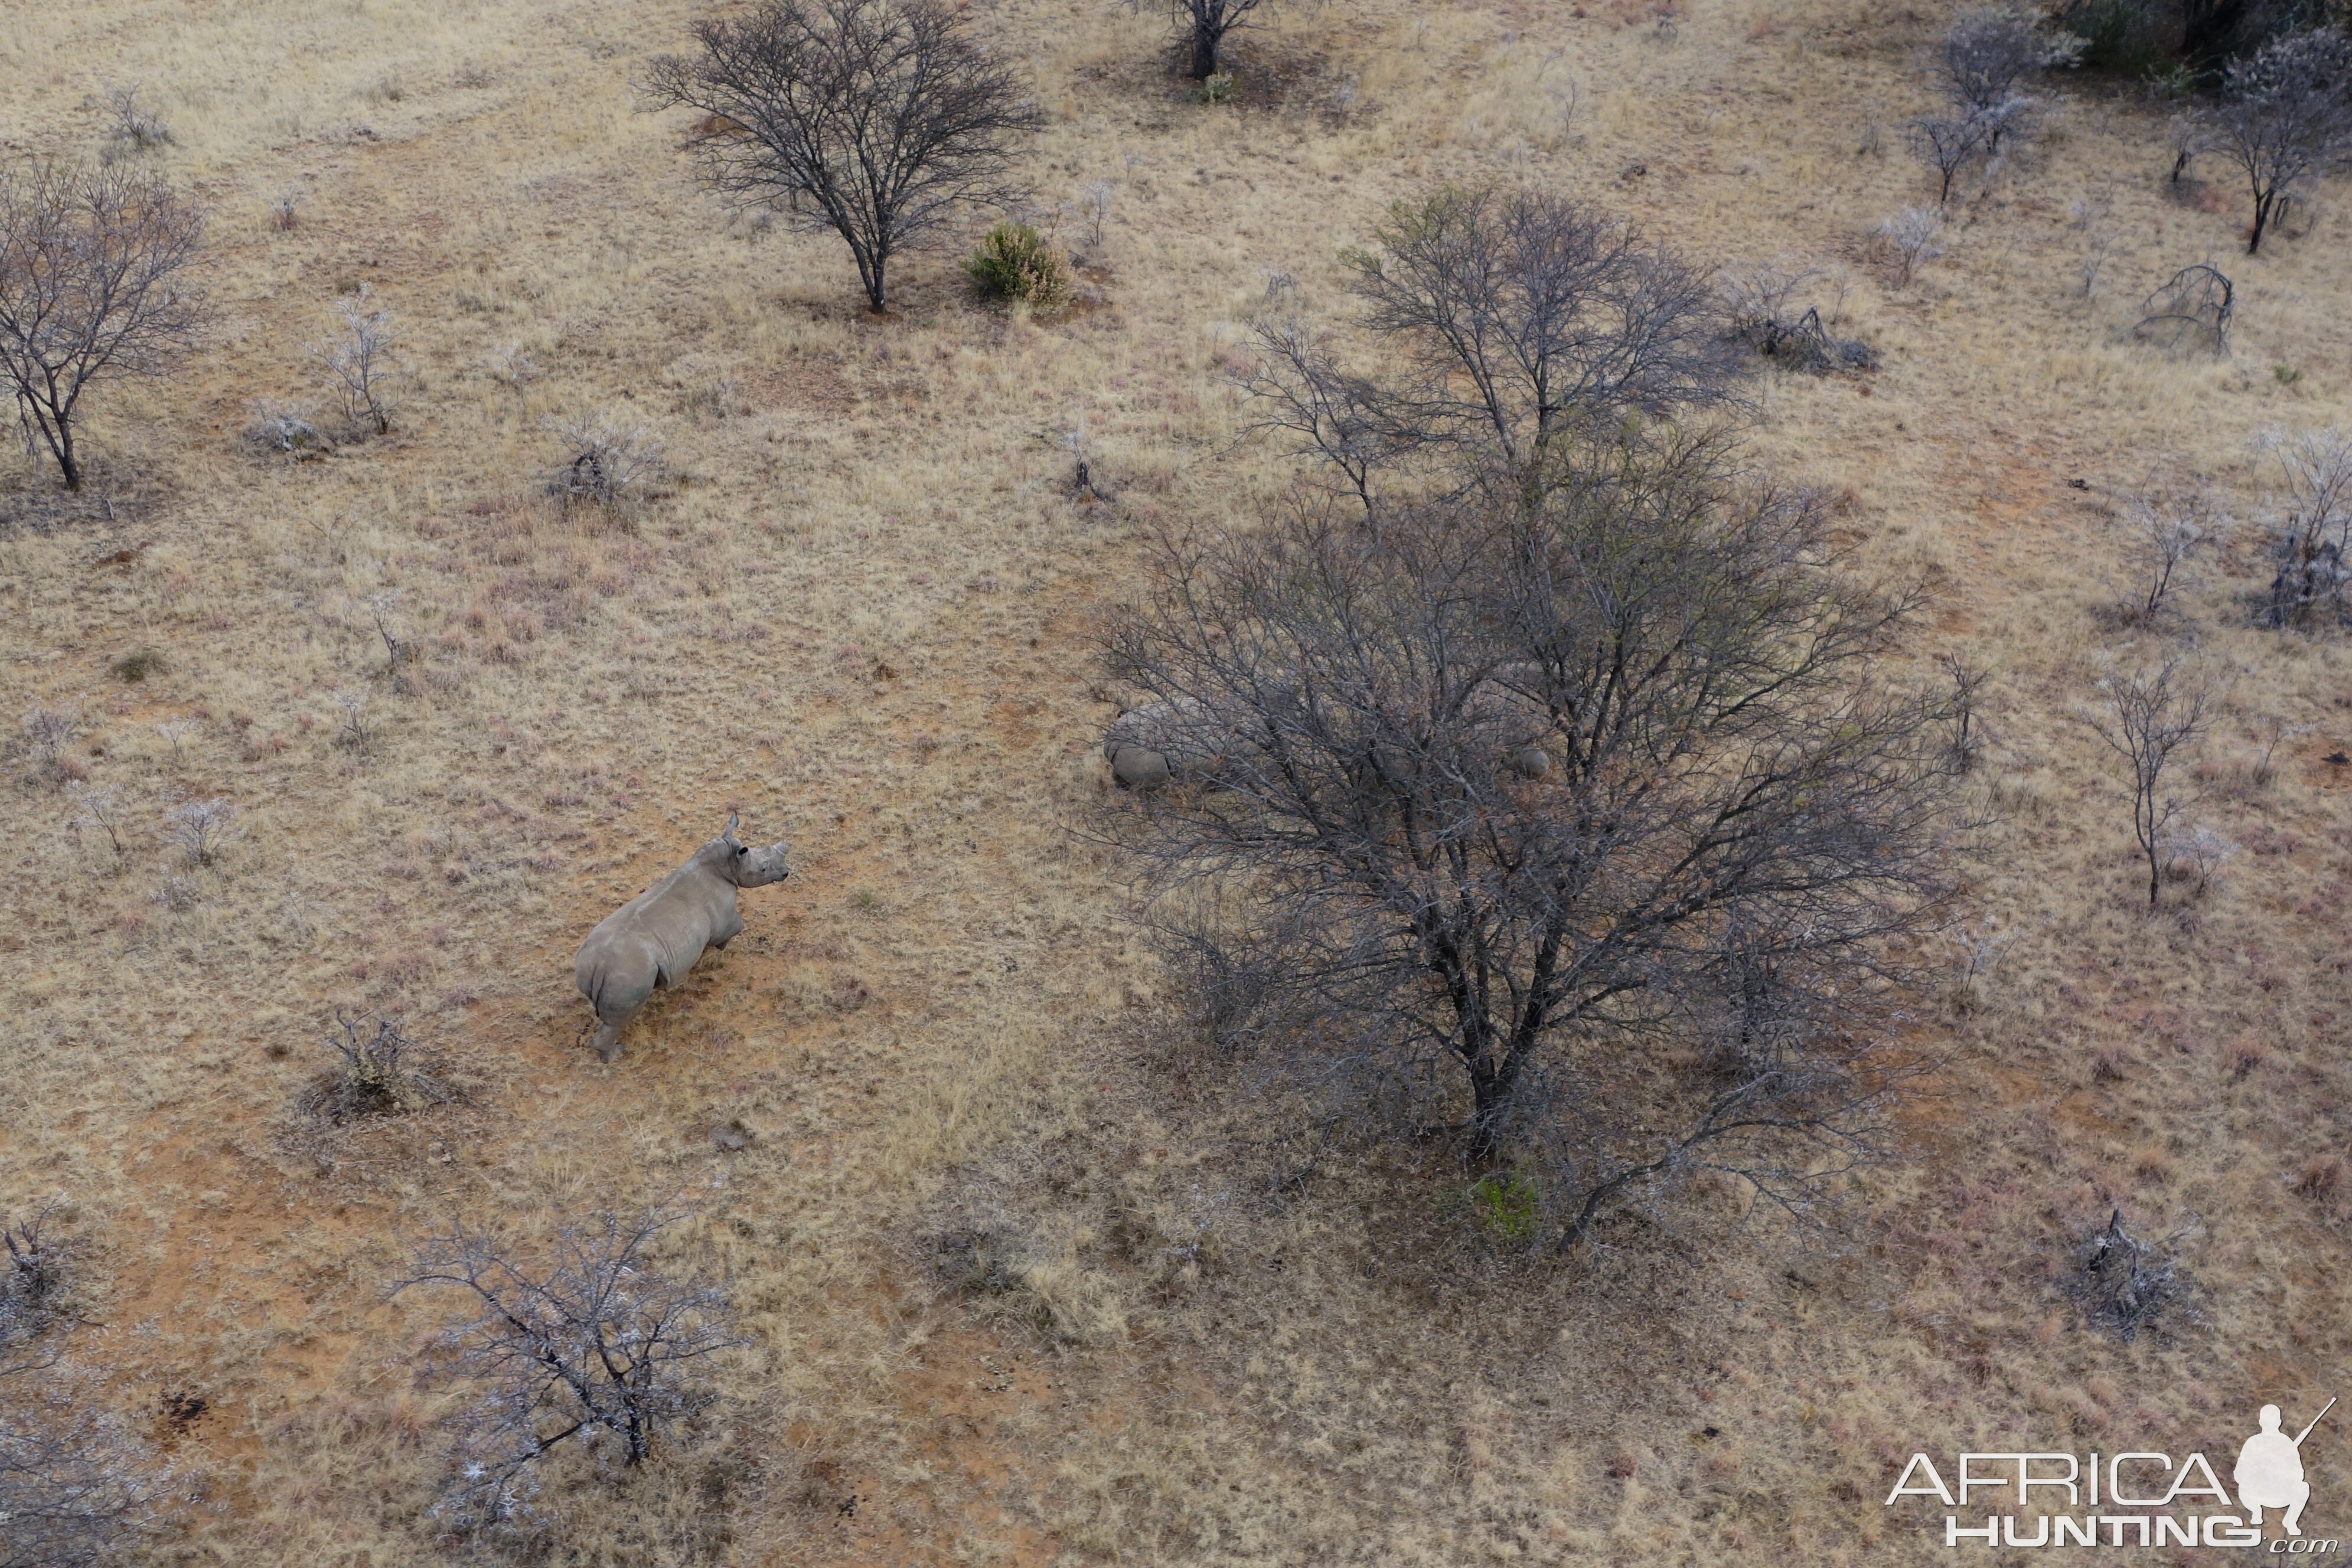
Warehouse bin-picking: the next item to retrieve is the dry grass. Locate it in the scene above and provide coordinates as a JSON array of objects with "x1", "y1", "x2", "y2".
[{"x1": 4, "y1": 0, "x2": 2352, "y2": 1563}]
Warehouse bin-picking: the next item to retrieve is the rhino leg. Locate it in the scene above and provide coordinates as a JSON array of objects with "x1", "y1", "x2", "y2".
[
  {"x1": 578, "y1": 943, "x2": 658, "y2": 1063},
  {"x1": 591, "y1": 1011, "x2": 630, "y2": 1063}
]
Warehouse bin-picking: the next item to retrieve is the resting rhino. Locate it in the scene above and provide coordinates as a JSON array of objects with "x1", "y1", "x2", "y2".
[{"x1": 573, "y1": 813, "x2": 791, "y2": 1061}]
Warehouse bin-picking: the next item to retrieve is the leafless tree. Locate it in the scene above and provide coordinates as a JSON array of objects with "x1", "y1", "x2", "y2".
[
  {"x1": 0, "y1": 162, "x2": 204, "y2": 491},
  {"x1": 99, "y1": 84, "x2": 174, "y2": 163},
  {"x1": 1238, "y1": 315, "x2": 1418, "y2": 515},
  {"x1": 2262, "y1": 426, "x2": 2352, "y2": 628},
  {"x1": 2205, "y1": 25, "x2": 2352, "y2": 254},
  {"x1": 165, "y1": 796, "x2": 240, "y2": 867},
  {"x1": 1079, "y1": 178, "x2": 1114, "y2": 251},
  {"x1": 2069, "y1": 192, "x2": 2119, "y2": 296},
  {"x1": 311, "y1": 285, "x2": 409, "y2": 436},
  {"x1": 2, "y1": 1202, "x2": 166, "y2": 1568},
  {"x1": 1936, "y1": 651, "x2": 1991, "y2": 773},
  {"x1": 1104, "y1": 430, "x2": 1959, "y2": 1246},
  {"x1": 644, "y1": 0, "x2": 1042, "y2": 312},
  {"x1": 2165, "y1": 111, "x2": 2206, "y2": 185},
  {"x1": 1905, "y1": 108, "x2": 1999, "y2": 206},
  {"x1": 1877, "y1": 205, "x2": 1946, "y2": 282},
  {"x1": 1333, "y1": 187, "x2": 1737, "y2": 486},
  {"x1": 394, "y1": 1209, "x2": 742, "y2": 1527},
  {"x1": 2118, "y1": 481, "x2": 2214, "y2": 624},
  {"x1": 330, "y1": 689, "x2": 373, "y2": 756},
  {"x1": 2132, "y1": 262, "x2": 2233, "y2": 354},
  {"x1": 2269, "y1": 424, "x2": 2352, "y2": 550},
  {"x1": 64, "y1": 782, "x2": 131, "y2": 867},
  {"x1": 2088, "y1": 656, "x2": 2210, "y2": 907},
  {"x1": 1933, "y1": 7, "x2": 2083, "y2": 151},
  {"x1": 1144, "y1": 0, "x2": 1270, "y2": 79},
  {"x1": 18, "y1": 701, "x2": 83, "y2": 782}
]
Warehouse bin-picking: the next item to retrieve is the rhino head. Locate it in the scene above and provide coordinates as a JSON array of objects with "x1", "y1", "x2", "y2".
[{"x1": 710, "y1": 811, "x2": 791, "y2": 887}]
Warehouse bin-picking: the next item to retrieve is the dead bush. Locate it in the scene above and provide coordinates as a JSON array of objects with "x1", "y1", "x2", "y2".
[
  {"x1": 544, "y1": 413, "x2": 664, "y2": 505},
  {"x1": 297, "y1": 1011, "x2": 455, "y2": 1123},
  {"x1": 242, "y1": 400, "x2": 331, "y2": 459},
  {"x1": 164, "y1": 796, "x2": 241, "y2": 867},
  {"x1": 394, "y1": 1208, "x2": 742, "y2": 1530},
  {"x1": 311, "y1": 285, "x2": 410, "y2": 436},
  {"x1": 1718, "y1": 260, "x2": 1875, "y2": 373},
  {"x1": 99, "y1": 83, "x2": 174, "y2": 161},
  {"x1": 2068, "y1": 1207, "x2": 2194, "y2": 1341}
]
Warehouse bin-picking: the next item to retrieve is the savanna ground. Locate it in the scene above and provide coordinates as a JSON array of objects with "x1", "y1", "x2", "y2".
[{"x1": 4, "y1": 0, "x2": 2351, "y2": 1562}]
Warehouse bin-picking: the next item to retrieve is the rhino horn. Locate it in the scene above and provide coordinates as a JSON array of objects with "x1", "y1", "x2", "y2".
[{"x1": 723, "y1": 811, "x2": 740, "y2": 845}]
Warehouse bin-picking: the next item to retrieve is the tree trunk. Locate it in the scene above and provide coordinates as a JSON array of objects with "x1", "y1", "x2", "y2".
[
  {"x1": 54, "y1": 414, "x2": 80, "y2": 492},
  {"x1": 1189, "y1": 24, "x2": 1219, "y2": 80},
  {"x1": 1466, "y1": 1049, "x2": 1519, "y2": 1162},
  {"x1": 2248, "y1": 189, "x2": 2272, "y2": 256}
]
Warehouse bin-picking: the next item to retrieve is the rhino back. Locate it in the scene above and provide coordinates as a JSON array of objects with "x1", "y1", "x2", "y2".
[{"x1": 578, "y1": 864, "x2": 735, "y2": 986}]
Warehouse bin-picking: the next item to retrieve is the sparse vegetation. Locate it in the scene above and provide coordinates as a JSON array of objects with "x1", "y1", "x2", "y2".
[{"x1": 6, "y1": 1, "x2": 2352, "y2": 1560}]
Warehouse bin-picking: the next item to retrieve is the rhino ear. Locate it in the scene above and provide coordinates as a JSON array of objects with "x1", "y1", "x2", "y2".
[{"x1": 722, "y1": 811, "x2": 740, "y2": 845}]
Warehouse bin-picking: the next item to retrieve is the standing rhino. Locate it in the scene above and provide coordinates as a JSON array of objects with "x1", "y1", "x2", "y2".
[{"x1": 573, "y1": 813, "x2": 791, "y2": 1061}]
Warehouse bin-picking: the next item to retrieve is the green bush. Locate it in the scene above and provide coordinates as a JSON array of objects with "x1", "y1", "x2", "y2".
[
  {"x1": 1467, "y1": 1172, "x2": 1539, "y2": 1239},
  {"x1": 1195, "y1": 72, "x2": 1234, "y2": 103},
  {"x1": 965, "y1": 222, "x2": 1069, "y2": 308}
]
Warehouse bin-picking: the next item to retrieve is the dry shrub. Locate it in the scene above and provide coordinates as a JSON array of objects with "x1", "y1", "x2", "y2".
[
  {"x1": 296, "y1": 1011, "x2": 456, "y2": 1123},
  {"x1": 544, "y1": 414, "x2": 664, "y2": 506},
  {"x1": 2069, "y1": 1207, "x2": 2193, "y2": 1341}
]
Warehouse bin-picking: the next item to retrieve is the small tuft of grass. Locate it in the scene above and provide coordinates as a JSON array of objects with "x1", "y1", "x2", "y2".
[{"x1": 112, "y1": 648, "x2": 167, "y2": 683}]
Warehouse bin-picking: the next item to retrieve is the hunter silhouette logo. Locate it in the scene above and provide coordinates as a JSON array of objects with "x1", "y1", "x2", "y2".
[
  {"x1": 2240, "y1": 1399, "x2": 2335, "y2": 1537},
  {"x1": 1885, "y1": 1394, "x2": 2340, "y2": 1549}
]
